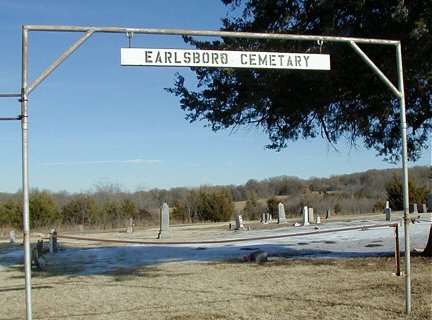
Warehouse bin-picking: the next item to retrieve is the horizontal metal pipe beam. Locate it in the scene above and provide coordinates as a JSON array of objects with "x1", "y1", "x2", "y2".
[
  {"x1": 23, "y1": 25, "x2": 400, "y2": 46},
  {"x1": 0, "y1": 116, "x2": 21, "y2": 121},
  {"x1": 56, "y1": 223, "x2": 399, "y2": 245},
  {"x1": 0, "y1": 93, "x2": 21, "y2": 98}
]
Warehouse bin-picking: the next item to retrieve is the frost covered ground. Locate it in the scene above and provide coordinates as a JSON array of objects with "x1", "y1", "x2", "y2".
[{"x1": 0, "y1": 212, "x2": 431, "y2": 275}]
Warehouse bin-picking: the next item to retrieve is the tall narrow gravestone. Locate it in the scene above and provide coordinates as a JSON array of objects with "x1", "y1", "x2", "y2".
[
  {"x1": 302, "y1": 206, "x2": 309, "y2": 226},
  {"x1": 278, "y1": 203, "x2": 286, "y2": 224},
  {"x1": 158, "y1": 203, "x2": 170, "y2": 239},
  {"x1": 385, "y1": 201, "x2": 390, "y2": 209},
  {"x1": 9, "y1": 230, "x2": 17, "y2": 244},
  {"x1": 308, "y1": 207, "x2": 314, "y2": 224},
  {"x1": 127, "y1": 218, "x2": 134, "y2": 233},
  {"x1": 235, "y1": 214, "x2": 244, "y2": 230}
]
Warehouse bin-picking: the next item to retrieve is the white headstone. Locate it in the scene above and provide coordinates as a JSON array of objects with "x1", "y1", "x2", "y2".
[
  {"x1": 235, "y1": 214, "x2": 244, "y2": 230},
  {"x1": 157, "y1": 203, "x2": 170, "y2": 239},
  {"x1": 385, "y1": 201, "x2": 390, "y2": 209},
  {"x1": 260, "y1": 213, "x2": 266, "y2": 224},
  {"x1": 316, "y1": 215, "x2": 321, "y2": 224},
  {"x1": 265, "y1": 212, "x2": 270, "y2": 223},
  {"x1": 302, "y1": 206, "x2": 309, "y2": 226},
  {"x1": 127, "y1": 218, "x2": 134, "y2": 233},
  {"x1": 278, "y1": 203, "x2": 287, "y2": 224},
  {"x1": 308, "y1": 207, "x2": 314, "y2": 223},
  {"x1": 9, "y1": 230, "x2": 16, "y2": 244}
]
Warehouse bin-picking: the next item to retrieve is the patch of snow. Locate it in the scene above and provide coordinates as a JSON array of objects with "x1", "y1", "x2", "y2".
[{"x1": 1, "y1": 218, "x2": 430, "y2": 275}]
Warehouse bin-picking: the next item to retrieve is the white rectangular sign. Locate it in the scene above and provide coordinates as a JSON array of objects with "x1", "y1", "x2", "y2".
[{"x1": 121, "y1": 48, "x2": 330, "y2": 70}]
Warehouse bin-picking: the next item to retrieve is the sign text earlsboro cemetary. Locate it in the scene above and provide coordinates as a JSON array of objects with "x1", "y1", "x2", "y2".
[{"x1": 121, "y1": 48, "x2": 331, "y2": 70}]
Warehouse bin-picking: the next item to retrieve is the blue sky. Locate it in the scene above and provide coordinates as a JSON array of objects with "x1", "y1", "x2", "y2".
[{"x1": 0, "y1": 0, "x2": 430, "y2": 193}]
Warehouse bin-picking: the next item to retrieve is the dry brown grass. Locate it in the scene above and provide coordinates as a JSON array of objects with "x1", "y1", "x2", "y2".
[{"x1": 1, "y1": 256, "x2": 431, "y2": 320}]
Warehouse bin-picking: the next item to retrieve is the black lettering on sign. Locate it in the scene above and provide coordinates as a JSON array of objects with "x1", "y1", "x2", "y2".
[
  {"x1": 193, "y1": 52, "x2": 200, "y2": 63},
  {"x1": 184, "y1": 52, "x2": 191, "y2": 63},
  {"x1": 258, "y1": 54, "x2": 268, "y2": 65},
  {"x1": 155, "y1": 51, "x2": 162, "y2": 63},
  {"x1": 145, "y1": 50, "x2": 153, "y2": 63},
  {"x1": 212, "y1": 52, "x2": 219, "y2": 64},
  {"x1": 221, "y1": 53, "x2": 228, "y2": 64},
  {"x1": 303, "y1": 55, "x2": 310, "y2": 67}
]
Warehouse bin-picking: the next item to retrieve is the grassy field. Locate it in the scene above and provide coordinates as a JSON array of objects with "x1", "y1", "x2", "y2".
[
  {"x1": 1, "y1": 255, "x2": 431, "y2": 319},
  {"x1": 1, "y1": 214, "x2": 431, "y2": 319}
]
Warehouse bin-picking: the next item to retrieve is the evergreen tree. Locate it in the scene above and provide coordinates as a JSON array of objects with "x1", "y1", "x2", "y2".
[{"x1": 168, "y1": 0, "x2": 431, "y2": 162}]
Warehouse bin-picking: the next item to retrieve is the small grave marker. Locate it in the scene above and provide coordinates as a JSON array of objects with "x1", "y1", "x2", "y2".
[
  {"x1": 9, "y1": 230, "x2": 16, "y2": 244},
  {"x1": 302, "y1": 206, "x2": 309, "y2": 226},
  {"x1": 278, "y1": 203, "x2": 286, "y2": 224},
  {"x1": 308, "y1": 207, "x2": 314, "y2": 224},
  {"x1": 49, "y1": 229, "x2": 58, "y2": 253},
  {"x1": 157, "y1": 203, "x2": 170, "y2": 239},
  {"x1": 261, "y1": 213, "x2": 267, "y2": 224},
  {"x1": 385, "y1": 208, "x2": 392, "y2": 221},
  {"x1": 127, "y1": 218, "x2": 134, "y2": 233},
  {"x1": 235, "y1": 214, "x2": 244, "y2": 230}
]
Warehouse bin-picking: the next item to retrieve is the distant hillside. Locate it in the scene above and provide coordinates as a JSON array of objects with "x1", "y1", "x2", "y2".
[{"x1": 0, "y1": 166, "x2": 430, "y2": 228}]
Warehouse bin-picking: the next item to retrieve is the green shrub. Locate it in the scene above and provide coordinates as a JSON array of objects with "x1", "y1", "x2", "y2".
[
  {"x1": 242, "y1": 193, "x2": 265, "y2": 220},
  {"x1": 267, "y1": 196, "x2": 280, "y2": 217},
  {"x1": 29, "y1": 191, "x2": 61, "y2": 228},
  {"x1": 0, "y1": 199, "x2": 22, "y2": 227},
  {"x1": 386, "y1": 173, "x2": 428, "y2": 210}
]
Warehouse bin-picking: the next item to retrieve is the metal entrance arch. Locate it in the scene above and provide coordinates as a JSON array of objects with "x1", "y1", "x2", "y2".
[{"x1": 14, "y1": 25, "x2": 412, "y2": 319}]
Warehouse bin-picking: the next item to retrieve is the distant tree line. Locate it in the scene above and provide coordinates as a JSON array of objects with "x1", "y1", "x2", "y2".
[{"x1": 0, "y1": 166, "x2": 429, "y2": 229}]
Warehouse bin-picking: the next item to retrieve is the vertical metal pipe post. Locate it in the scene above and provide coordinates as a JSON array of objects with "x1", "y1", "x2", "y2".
[
  {"x1": 21, "y1": 26, "x2": 32, "y2": 320},
  {"x1": 394, "y1": 225, "x2": 401, "y2": 276},
  {"x1": 396, "y1": 43, "x2": 411, "y2": 314}
]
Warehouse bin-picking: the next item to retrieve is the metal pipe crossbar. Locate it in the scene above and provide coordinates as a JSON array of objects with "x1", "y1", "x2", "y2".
[
  {"x1": 55, "y1": 223, "x2": 399, "y2": 245},
  {"x1": 24, "y1": 25, "x2": 400, "y2": 45}
]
